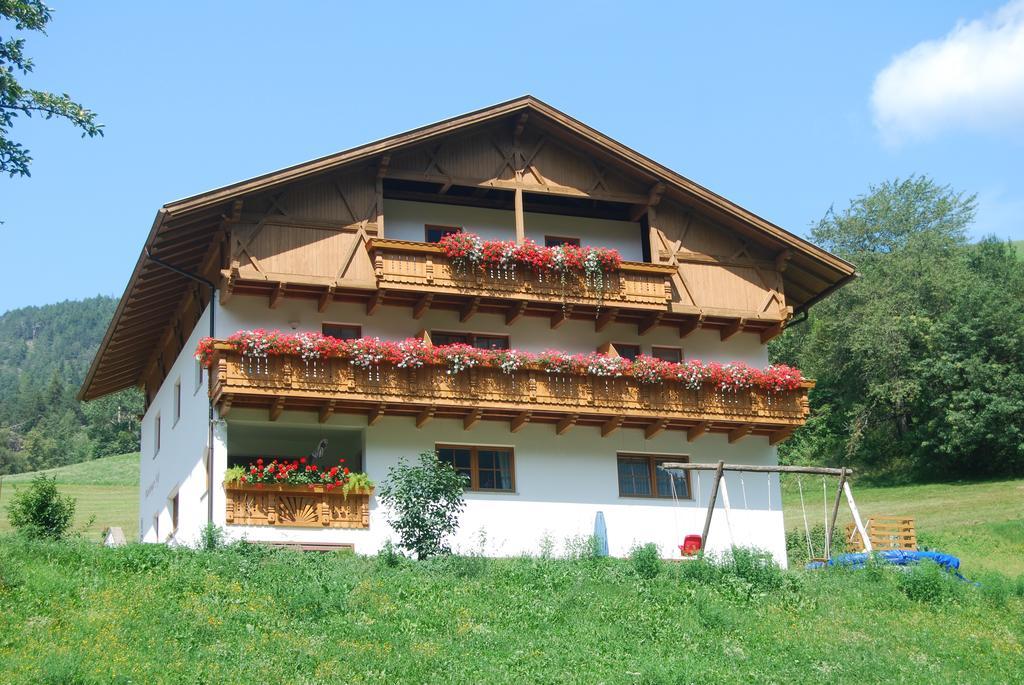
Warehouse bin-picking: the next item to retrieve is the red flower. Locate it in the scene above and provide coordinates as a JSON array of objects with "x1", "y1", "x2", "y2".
[{"x1": 300, "y1": 457, "x2": 307, "y2": 465}]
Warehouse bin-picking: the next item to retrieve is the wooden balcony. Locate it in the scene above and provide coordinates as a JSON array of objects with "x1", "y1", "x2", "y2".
[
  {"x1": 210, "y1": 349, "x2": 812, "y2": 443},
  {"x1": 367, "y1": 239, "x2": 677, "y2": 326},
  {"x1": 225, "y1": 483, "x2": 372, "y2": 529}
]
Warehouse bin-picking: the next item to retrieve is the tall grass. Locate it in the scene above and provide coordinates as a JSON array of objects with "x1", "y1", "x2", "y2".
[{"x1": 0, "y1": 536, "x2": 1021, "y2": 683}]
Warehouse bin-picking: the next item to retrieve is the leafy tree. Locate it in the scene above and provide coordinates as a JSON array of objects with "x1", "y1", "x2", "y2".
[
  {"x1": 1, "y1": 0, "x2": 103, "y2": 177},
  {"x1": 7, "y1": 474, "x2": 75, "y2": 539},
  {"x1": 773, "y1": 177, "x2": 1024, "y2": 480},
  {"x1": 378, "y1": 450, "x2": 467, "y2": 559}
]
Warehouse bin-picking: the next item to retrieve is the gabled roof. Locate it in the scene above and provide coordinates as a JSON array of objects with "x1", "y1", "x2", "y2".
[{"x1": 79, "y1": 95, "x2": 856, "y2": 401}]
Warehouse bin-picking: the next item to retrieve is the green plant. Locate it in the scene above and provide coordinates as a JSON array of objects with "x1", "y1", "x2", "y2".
[
  {"x1": 7, "y1": 474, "x2": 75, "y2": 539},
  {"x1": 342, "y1": 471, "x2": 375, "y2": 496},
  {"x1": 198, "y1": 523, "x2": 225, "y2": 551},
  {"x1": 897, "y1": 560, "x2": 962, "y2": 604},
  {"x1": 377, "y1": 450, "x2": 467, "y2": 560},
  {"x1": 629, "y1": 543, "x2": 662, "y2": 579},
  {"x1": 223, "y1": 466, "x2": 245, "y2": 484},
  {"x1": 377, "y1": 540, "x2": 403, "y2": 568}
]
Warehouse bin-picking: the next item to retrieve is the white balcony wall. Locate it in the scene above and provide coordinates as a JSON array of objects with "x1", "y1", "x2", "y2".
[{"x1": 383, "y1": 199, "x2": 644, "y2": 262}]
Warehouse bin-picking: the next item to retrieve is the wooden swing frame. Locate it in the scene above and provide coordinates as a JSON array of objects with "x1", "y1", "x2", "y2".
[{"x1": 659, "y1": 461, "x2": 870, "y2": 560}]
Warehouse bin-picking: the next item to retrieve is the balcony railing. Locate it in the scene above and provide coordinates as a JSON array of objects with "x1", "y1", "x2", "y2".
[
  {"x1": 210, "y1": 348, "x2": 812, "y2": 439},
  {"x1": 367, "y1": 239, "x2": 677, "y2": 311},
  {"x1": 225, "y1": 483, "x2": 372, "y2": 529}
]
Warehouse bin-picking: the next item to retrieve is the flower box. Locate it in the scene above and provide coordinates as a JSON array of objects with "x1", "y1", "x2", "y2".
[{"x1": 224, "y1": 482, "x2": 373, "y2": 529}]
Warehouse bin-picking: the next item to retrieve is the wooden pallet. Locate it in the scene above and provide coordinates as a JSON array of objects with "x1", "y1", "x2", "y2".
[{"x1": 846, "y1": 516, "x2": 917, "y2": 552}]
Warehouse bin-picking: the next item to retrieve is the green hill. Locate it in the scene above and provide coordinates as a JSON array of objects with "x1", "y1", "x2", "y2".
[
  {"x1": 0, "y1": 453, "x2": 138, "y2": 539},
  {"x1": 0, "y1": 296, "x2": 141, "y2": 475}
]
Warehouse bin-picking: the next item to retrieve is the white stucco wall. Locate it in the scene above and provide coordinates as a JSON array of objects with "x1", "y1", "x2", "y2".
[
  {"x1": 218, "y1": 299, "x2": 769, "y2": 367},
  {"x1": 215, "y1": 411, "x2": 787, "y2": 565},
  {"x1": 139, "y1": 304, "x2": 213, "y2": 545},
  {"x1": 384, "y1": 199, "x2": 644, "y2": 261}
]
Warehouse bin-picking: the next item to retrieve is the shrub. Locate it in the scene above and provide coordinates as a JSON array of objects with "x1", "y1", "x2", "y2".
[
  {"x1": 197, "y1": 523, "x2": 225, "y2": 551},
  {"x1": 897, "y1": 560, "x2": 962, "y2": 604},
  {"x1": 719, "y1": 547, "x2": 784, "y2": 595},
  {"x1": 785, "y1": 523, "x2": 845, "y2": 567},
  {"x1": 7, "y1": 475, "x2": 76, "y2": 540},
  {"x1": 377, "y1": 540, "x2": 404, "y2": 568},
  {"x1": 630, "y1": 543, "x2": 662, "y2": 579},
  {"x1": 563, "y1": 534, "x2": 604, "y2": 562},
  {"x1": 377, "y1": 450, "x2": 467, "y2": 560}
]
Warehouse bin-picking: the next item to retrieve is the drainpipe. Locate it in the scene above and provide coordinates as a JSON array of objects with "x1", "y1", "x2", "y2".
[{"x1": 144, "y1": 247, "x2": 218, "y2": 525}]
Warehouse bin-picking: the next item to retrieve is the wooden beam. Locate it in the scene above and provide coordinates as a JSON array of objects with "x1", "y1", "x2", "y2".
[
  {"x1": 701, "y1": 461, "x2": 726, "y2": 548},
  {"x1": 413, "y1": 293, "x2": 433, "y2": 319},
  {"x1": 644, "y1": 419, "x2": 668, "y2": 440},
  {"x1": 514, "y1": 187, "x2": 525, "y2": 244},
  {"x1": 218, "y1": 396, "x2": 233, "y2": 418},
  {"x1": 728, "y1": 425, "x2": 753, "y2": 443},
  {"x1": 595, "y1": 308, "x2": 618, "y2": 332},
  {"x1": 720, "y1": 318, "x2": 744, "y2": 341},
  {"x1": 460, "y1": 297, "x2": 480, "y2": 322},
  {"x1": 760, "y1": 323, "x2": 784, "y2": 344},
  {"x1": 269, "y1": 397, "x2": 285, "y2": 422},
  {"x1": 367, "y1": 289, "x2": 384, "y2": 315},
  {"x1": 269, "y1": 282, "x2": 285, "y2": 309},
  {"x1": 769, "y1": 429, "x2": 793, "y2": 446},
  {"x1": 317, "y1": 286, "x2": 336, "y2": 313},
  {"x1": 505, "y1": 301, "x2": 527, "y2": 326},
  {"x1": 556, "y1": 414, "x2": 578, "y2": 435},
  {"x1": 551, "y1": 306, "x2": 572, "y2": 329},
  {"x1": 318, "y1": 400, "x2": 336, "y2": 424},
  {"x1": 638, "y1": 312, "x2": 662, "y2": 336},
  {"x1": 464, "y1": 408, "x2": 482, "y2": 431},
  {"x1": 415, "y1": 407, "x2": 434, "y2": 429},
  {"x1": 368, "y1": 404, "x2": 385, "y2": 426},
  {"x1": 511, "y1": 411, "x2": 531, "y2": 433},
  {"x1": 678, "y1": 316, "x2": 703, "y2": 339},
  {"x1": 687, "y1": 422, "x2": 707, "y2": 442},
  {"x1": 601, "y1": 416, "x2": 623, "y2": 437},
  {"x1": 775, "y1": 249, "x2": 792, "y2": 272}
]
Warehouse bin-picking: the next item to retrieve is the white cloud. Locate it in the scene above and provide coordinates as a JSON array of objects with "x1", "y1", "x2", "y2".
[{"x1": 871, "y1": 0, "x2": 1024, "y2": 143}]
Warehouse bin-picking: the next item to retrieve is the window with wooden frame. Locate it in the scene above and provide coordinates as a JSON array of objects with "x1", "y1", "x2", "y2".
[
  {"x1": 611, "y1": 343, "x2": 641, "y2": 361},
  {"x1": 322, "y1": 323, "x2": 362, "y2": 340},
  {"x1": 617, "y1": 454, "x2": 691, "y2": 499},
  {"x1": 437, "y1": 445, "x2": 515, "y2": 492},
  {"x1": 651, "y1": 346, "x2": 683, "y2": 363},
  {"x1": 425, "y1": 224, "x2": 462, "y2": 243},
  {"x1": 544, "y1": 235, "x2": 580, "y2": 247},
  {"x1": 430, "y1": 330, "x2": 510, "y2": 350}
]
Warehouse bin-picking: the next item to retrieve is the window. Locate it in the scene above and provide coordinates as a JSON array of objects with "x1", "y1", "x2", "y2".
[
  {"x1": 544, "y1": 235, "x2": 580, "y2": 247},
  {"x1": 152, "y1": 514, "x2": 159, "y2": 542},
  {"x1": 431, "y1": 331, "x2": 510, "y2": 350},
  {"x1": 617, "y1": 454, "x2": 691, "y2": 499},
  {"x1": 425, "y1": 224, "x2": 462, "y2": 243},
  {"x1": 173, "y1": 379, "x2": 181, "y2": 426},
  {"x1": 153, "y1": 414, "x2": 161, "y2": 458},
  {"x1": 612, "y1": 343, "x2": 641, "y2": 361},
  {"x1": 651, "y1": 346, "x2": 683, "y2": 363},
  {"x1": 194, "y1": 359, "x2": 204, "y2": 394},
  {"x1": 322, "y1": 323, "x2": 362, "y2": 340},
  {"x1": 437, "y1": 445, "x2": 515, "y2": 492},
  {"x1": 170, "y1": 493, "x2": 179, "y2": 533}
]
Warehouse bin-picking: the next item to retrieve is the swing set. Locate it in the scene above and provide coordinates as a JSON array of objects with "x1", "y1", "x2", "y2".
[{"x1": 659, "y1": 461, "x2": 871, "y2": 560}]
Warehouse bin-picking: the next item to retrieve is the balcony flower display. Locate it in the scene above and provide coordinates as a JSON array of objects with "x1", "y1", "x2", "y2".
[
  {"x1": 439, "y1": 232, "x2": 622, "y2": 281},
  {"x1": 224, "y1": 456, "x2": 374, "y2": 494},
  {"x1": 198, "y1": 331, "x2": 806, "y2": 393}
]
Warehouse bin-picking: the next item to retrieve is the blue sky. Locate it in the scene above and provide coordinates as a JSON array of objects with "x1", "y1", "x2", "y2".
[{"x1": 2, "y1": 1, "x2": 1021, "y2": 313}]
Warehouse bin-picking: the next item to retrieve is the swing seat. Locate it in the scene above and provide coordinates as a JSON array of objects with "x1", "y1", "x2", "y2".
[{"x1": 679, "y1": 535, "x2": 702, "y2": 556}]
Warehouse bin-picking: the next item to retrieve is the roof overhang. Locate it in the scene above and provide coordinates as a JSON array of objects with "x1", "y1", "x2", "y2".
[{"x1": 79, "y1": 95, "x2": 855, "y2": 401}]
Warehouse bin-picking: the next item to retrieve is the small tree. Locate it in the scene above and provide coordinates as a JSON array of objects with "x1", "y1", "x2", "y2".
[
  {"x1": 7, "y1": 474, "x2": 75, "y2": 539},
  {"x1": 378, "y1": 450, "x2": 467, "y2": 560}
]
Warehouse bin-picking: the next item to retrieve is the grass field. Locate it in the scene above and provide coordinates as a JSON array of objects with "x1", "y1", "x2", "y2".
[
  {"x1": 0, "y1": 454, "x2": 138, "y2": 541},
  {"x1": 0, "y1": 538, "x2": 1021, "y2": 683}
]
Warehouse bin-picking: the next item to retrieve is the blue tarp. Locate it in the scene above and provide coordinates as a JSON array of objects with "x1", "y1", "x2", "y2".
[{"x1": 806, "y1": 550, "x2": 972, "y2": 582}]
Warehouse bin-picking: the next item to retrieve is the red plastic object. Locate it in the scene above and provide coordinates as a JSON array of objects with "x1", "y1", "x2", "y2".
[{"x1": 679, "y1": 534, "x2": 702, "y2": 556}]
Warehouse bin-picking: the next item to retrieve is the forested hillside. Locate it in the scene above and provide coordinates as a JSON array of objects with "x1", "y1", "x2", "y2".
[
  {"x1": 772, "y1": 177, "x2": 1024, "y2": 482},
  {"x1": 0, "y1": 297, "x2": 141, "y2": 474}
]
